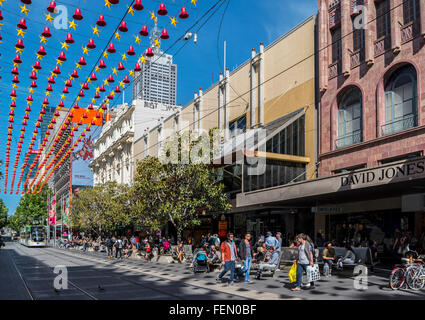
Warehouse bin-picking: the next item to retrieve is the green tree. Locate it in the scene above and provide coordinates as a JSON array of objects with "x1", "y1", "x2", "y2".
[
  {"x1": 0, "y1": 198, "x2": 8, "y2": 229},
  {"x1": 10, "y1": 186, "x2": 50, "y2": 231},
  {"x1": 133, "y1": 156, "x2": 231, "y2": 242},
  {"x1": 70, "y1": 182, "x2": 132, "y2": 236}
]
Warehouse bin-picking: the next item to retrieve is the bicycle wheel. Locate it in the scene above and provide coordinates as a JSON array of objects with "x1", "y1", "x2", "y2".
[
  {"x1": 389, "y1": 267, "x2": 405, "y2": 290},
  {"x1": 405, "y1": 265, "x2": 424, "y2": 291}
]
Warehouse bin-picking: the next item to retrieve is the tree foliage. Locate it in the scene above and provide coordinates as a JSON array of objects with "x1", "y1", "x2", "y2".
[
  {"x1": 0, "y1": 198, "x2": 8, "y2": 229},
  {"x1": 133, "y1": 157, "x2": 231, "y2": 241},
  {"x1": 8, "y1": 186, "x2": 50, "y2": 231},
  {"x1": 70, "y1": 181, "x2": 132, "y2": 236}
]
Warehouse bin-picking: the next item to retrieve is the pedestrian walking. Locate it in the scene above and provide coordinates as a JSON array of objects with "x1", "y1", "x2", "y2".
[
  {"x1": 115, "y1": 237, "x2": 123, "y2": 259},
  {"x1": 291, "y1": 233, "x2": 315, "y2": 291},
  {"x1": 216, "y1": 233, "x2": 238, "y2": 286},
  {"x1": 105, "y1": 236, "x2": 114, "y2": 258},
  {"x1": 238, "y1": 233, "x2": 254, "y2": 283}
]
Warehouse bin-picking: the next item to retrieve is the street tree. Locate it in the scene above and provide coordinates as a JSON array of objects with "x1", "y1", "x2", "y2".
[
  {"x1": 70, "y1": 182, "x2": 132, "y2": 236},
  {"x1": 0, "y1": 198, "x2": 8, "y2": 229},
  {"x1": 133, "y1": 156, "x2": 231, "y2": 242}
]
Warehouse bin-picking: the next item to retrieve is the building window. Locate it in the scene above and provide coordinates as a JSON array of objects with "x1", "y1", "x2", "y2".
[
  {"x1": 376, "y1": 0, "x2": 390, "y2": 39},
  {"x1": 331, "y1": 28, "x2": 342, "y2": 63},
  {"x1": 403, "y1": 0, "x2": 420, "y2": 24},
  {"x1": 379, "y1": 151, "x2": 422, "y2": 164},
  {"x1": 352, "y1": 20, "x2": 364, "y2": 51},
  {"x1": 265, "y1": 115, "x2": 305, "y2": 156},
  {"x1": 337, "y1": 87, "x2": 362, "y2": 148},
  {"x1": 229, "y1": 115, "x2": 247, "y2": 138},
  {"x1": 332, "y1": 163, "x2": 366, "y2": 174},
  {"x1": 383, "y1": 65, "x2": 417, "y2": 135}
]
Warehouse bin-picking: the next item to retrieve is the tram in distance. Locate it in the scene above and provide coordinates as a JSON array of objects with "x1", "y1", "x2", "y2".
[{"x1": 19, "y1": 225, "x2": 47, "y2": 247}]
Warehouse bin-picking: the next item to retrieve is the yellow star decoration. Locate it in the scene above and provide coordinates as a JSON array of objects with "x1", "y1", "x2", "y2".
[
  {"x1": 87, "y1": 78, "x2": 92, "y2": 84},
  {"x1": 75, "y1": 63, "x2": 82, "y2": 70},
  {"x1": 61, "y1": 94, "x2": 66, "y2": 100},
  {"x1": 69, "y1": 20, "x2": 78, "y2": 31},
  {"x1": 92, "y1": 98, "x2": 96, "y2": 103},
  {"x1": 29, "y1": 87, "x2": 34, "y2": 93},
  {"x1": 150, "y1": 11, "x2": 156, "y2": 21},
  {"x1": 15, "y1": 47, "x2": 23, "y2": 54},
  {"x1": 32, "y1": 67, "x2": 37, "y2": 72},
  {"x1": 134, "y1": 34, "x2": 141, "y2": 45},
  {"x1": 105, "y1": 99, "x2": 110, "y2": 104},
  {"x1": 45, "y1": 91, "x2": 51, "y2": 97},
  {"x1": 105, "y1": 0, "x2": 111, "y2": 9},
  {"x1": 119, "y1": 81, "x2": 125, "y2": 88},
  {"x1": 114, "y1": 31, "x2": 121, "y2": 41},
  {"x1": 103, "y1": 51, "x2": 109, "y2": 59},
  {"x1": 45, "y1": 13, "x2": 54, "y2": 24},
  {"x1": 0, "y1": 0, "x2": 5, "y2": 6},
  {"x1": 40, "y1": 36, "x2": 48, "y2": 44},
  {"x1": 96, "y1": 87, "x2": 100, "y2": 93},
  {"x1": 103, "y1": 79, "x2": 109, "y2": 86},
  {"x1": 92, "y1": 25, "x2": 100, "y2": 37},
  {"x1": 50, "y1": 71, "x2": 58, "y2": 78},
  {"x1": 56, "y1": 59, "x2": 64, "y2": 66},
  {"x1": 20, "y1": 5, "x2": 30, "y2": 15},
  {"x1": 140, "y1": 56, "x2": 147, "y2": 64},
  {"x1": 76, "y1": 96, "x2": 81, "y2": 102},
  {"x1": 122, "y1": 53, "x2": 128, "y2": 62},
  {"x1": 111, "y1": 91, "x2": 116, "y2": 97},
  {"x1": 129, "y1": 70, "x2": 135, "y2": 77},
  {"x1": 61, "y1": 41, "x2": 70, "y2": 51},
  {"x1": 191, "y1": 0, "x2": 198, "y2": 6},
  {"x1": 112, "y1": 68, "x2": 118, "y2": 75},
  {"x1": 95, "y1": 66, "x2": 100, "y2": 73},
  {"x1": 154, "y1": 38, "x2": 160, "y2": 47},
  {"x1": 12, "y1": 83, "x2": 17, "y2": 89},
  {"x1": 11, "y1": 96, "x2": 17, "y2": 101},
  {"x1": 82, "y1": 46, "x2": 89, "y2": 55},
  {"x1": 17, "y1": 28, "x2": 26, "y2": 38},
  {"x1": 170, "y1": 16, "x2": 178, "y2": 27},
  {"x1": 127, "y1": 5, "x2": 135, "y2": 16},
  {"x1": 36, "y1": 54, "x2": 44, "y2": 60}
]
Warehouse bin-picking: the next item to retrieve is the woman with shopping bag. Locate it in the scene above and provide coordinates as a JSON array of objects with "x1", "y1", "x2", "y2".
[{"x1": 291, "y1": 233, "x2": 316, "y2": 291}]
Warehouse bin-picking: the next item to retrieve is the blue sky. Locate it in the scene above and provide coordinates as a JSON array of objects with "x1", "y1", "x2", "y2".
[{"x1": 0, "y1": 0, "x2": 317, "y2": 216}]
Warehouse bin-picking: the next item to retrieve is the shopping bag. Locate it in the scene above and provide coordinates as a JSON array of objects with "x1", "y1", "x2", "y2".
[
  {"x1": 288, "y1": 263, "x2": 297, "y2": 283},
  {"x1": 306, "y1": 264, "x2": 321, "y2": 282}
]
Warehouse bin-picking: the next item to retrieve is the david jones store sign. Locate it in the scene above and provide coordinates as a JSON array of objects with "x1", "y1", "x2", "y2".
[{"x1": 340, "y1": 159, "x2": 425, "y2": 187}]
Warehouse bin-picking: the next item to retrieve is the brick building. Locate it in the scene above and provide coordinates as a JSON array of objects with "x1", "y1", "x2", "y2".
[{"x1": 315, "y1": 0, "x2": 425, "y2": 245}]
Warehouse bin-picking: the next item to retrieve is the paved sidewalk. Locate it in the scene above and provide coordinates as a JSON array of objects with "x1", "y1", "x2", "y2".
[{"x1": 55, "y1": 245, "x2": 425, "y2": 300}]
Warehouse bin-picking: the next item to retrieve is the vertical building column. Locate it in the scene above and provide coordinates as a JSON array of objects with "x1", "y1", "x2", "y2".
[
  {"x1": 390, "y1": 0, "x2": 402, "y2": 54},
  {"x1": 365, "y1": 0, "x2": 375, "y2": 66},
  {"x1": 193, "y1": 91, "x2": 198, "y2": 134},
  {"x1": 420, "y1": 0, "x2": 425, "y2": 37},
  {"x1": 250, "y1": 48, "x2": 256, "y2": 128},
  {"x1": 318, "y1": 0, "x2": 329, "y2": 92},
  {"x1": 218, "y1": 72, "x2": 223, "y2": 132},
  {"x1": 258, "y1": 43, "x2": 264, "y2": 127},
  {"x1": 224, "y1": 68, "x2": 230, "y2": 141},
  {"x1": 341, "y1": 0, "x2": 351, "y2": 77},
  {"x1": 198, "y1": 88, "x2": 203, "y2": 132}
]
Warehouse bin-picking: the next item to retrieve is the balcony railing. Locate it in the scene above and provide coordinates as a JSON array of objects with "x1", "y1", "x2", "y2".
[
  {"x1": 350, "y1": 49, "x2": 364, "y2": 68},
  {"x1": 381, "y1": 114, "x2": 416, "y2": 136},
  {"x1": 374, "y1": 35, "x2": 391, "y2": 57},
  {"x1": 329, "y1": 61, "x2": 341, "y2": 79},
  {"x1": 335, "y1": 130, "x2": 362, "y2": 149},
  {"x1": 401, "y1": 20, "x2": 419, "y2": 44}
]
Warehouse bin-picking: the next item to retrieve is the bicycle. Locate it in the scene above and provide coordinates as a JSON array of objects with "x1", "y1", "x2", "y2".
[
  {"x1": 389, "y1": 252, "x2": 420, "y2": 290},
  {"x1": 405, "y1": 256, "x2": 425, "y2": 291}
]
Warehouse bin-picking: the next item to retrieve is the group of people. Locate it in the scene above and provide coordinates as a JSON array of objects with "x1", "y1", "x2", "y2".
[{"x1": 214, "y1": 231, "x2": 283, "y2": 286}]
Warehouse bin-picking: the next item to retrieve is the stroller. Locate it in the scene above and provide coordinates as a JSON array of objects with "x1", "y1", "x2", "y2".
[{"x1": 192, "y1": 250, "x2": 209, "y2": 274}]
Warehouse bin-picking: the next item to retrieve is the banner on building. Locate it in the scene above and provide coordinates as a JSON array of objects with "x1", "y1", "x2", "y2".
[
  {"x1": 48, "y1": 193, "x2": 56, "y2": 225},
  {"x1": 72, "y1": 124, "x2": 101, "y2": 186},
  {"x1": 62, "y1": 195, "x2": 70, "y2": 226}
]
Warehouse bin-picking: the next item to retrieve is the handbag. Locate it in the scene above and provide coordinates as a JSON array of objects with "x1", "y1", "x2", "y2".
[
  {"x1": 288, "y1": 263, "x2": 297, "y2": 283},
  {"x1": 306, "y1": 264, "x2": 321, "y2": 282}
]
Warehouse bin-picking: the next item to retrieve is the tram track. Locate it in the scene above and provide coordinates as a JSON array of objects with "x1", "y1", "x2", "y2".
[
  {"x1": 7, "y1": 249, "x2": 35, "y2": 300},
  {"x1": 13, "y1": 243, "x2": 186, "y2": 300}
]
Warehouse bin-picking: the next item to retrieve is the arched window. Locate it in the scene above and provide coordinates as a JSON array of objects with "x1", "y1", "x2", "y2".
[
  {"x1": 337, "y1": 87, "x2": 362, "y2": 148},
  {"x1": 383, "y1": 65, "x2": 417, "y2": 135}
]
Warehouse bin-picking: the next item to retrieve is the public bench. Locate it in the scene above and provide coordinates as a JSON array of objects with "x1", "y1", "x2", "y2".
[{"x1": 316, "y1": 247, "x2": 375, "y2": 268}]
